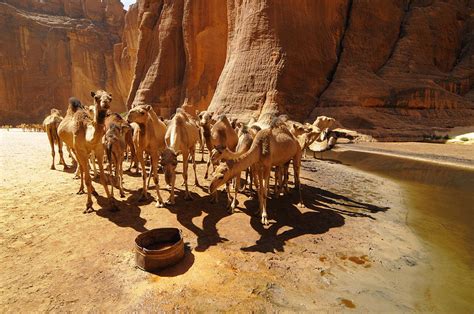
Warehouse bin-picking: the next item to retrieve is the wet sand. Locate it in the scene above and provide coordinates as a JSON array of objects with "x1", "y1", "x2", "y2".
[{"x1": 0, "y1": 129, "x2": 469, "y2": 311}]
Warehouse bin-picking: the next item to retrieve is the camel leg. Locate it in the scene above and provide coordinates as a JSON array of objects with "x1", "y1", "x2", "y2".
[
  {"x1": 261, "y1": 169, "x2": 270, "y2": 226},
  {"x1": 191, "y1": 147, "x2": 199, "y2": 187},
  {"x1": 256, "y1": 169, "x2": 265, "y2": 219},
  {"x1": 151, "y1": 156, "x2": 164, "y2": 207},
  {"x1": 90, "y1": 152, "x2": 98, "y2": 178},
  {"x1": 95, "y1": 148, "x2": 116, "y2": 211},
  {"x1": 136, "y1": 151, "x2": 148, "y2": 201},
  {"x1": 47, "y1": 130, "x2": 55, "y2": 170},
  {"x1": 230, "y1": 173, "x2": 240, "y2": 213},
  {"x1": 182, "y1": 152, "x2": 192, "y2": 200},
  {"x1": 76, "y1": 151, "x2": 93, "y2": 213},
  {"x1": 118, "y1": 156, "x2": 125, "y2": 198},
  {"x1": 293, "y1": 157, "x2": 304, "y2": 208},
  {"x1": 147, "y1": 165, "x2": 152, "y2": 189},
  {"x1": 108, "y1": 155, "x2": 115, "y2": 199},
  {"x1": 77, "y1": 164, "x2": 85, "y2": 195},
  {"x1": 56, "y1": 134, "x2": 66, "y2": 166},
  {"x1": 204, "y1": 159, "x2": 211, "y2": 179}
]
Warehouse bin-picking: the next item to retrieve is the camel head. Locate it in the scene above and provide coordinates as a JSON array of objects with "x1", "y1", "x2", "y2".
[
  {"x1": 50, "y1": 108, "x2": 61, "y2": 116},
  {"x1": 126, "y1": 104, "x2": 152, "y2": 124},
  {"x1": 209, "y1": 161, "x2": 234, "y2": 194},
  {"x1": 91, "y1": 90, "x2": 112, "y2": 111},
  {"x1": 199, "y1": 111, "x2": 214, "y2": 127},
  {"x1": 160, "y1": 148, "x2": 178, "y2": 185}
]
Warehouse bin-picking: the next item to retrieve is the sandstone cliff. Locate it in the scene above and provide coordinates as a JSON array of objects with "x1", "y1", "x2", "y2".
[
  {"x1": 114, "y1": 0, "x2": 473, "y2": 140},
  {"x1": 2, "y1": 0, "x2": 473, "y2": 140},
  {"x1": 0, "y1": 0, "x2": 126, "y2": 124}
]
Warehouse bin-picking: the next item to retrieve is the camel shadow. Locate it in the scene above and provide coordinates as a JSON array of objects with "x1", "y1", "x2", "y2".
[
  {"x1": 94, "y1": 192, "x2": 148, "y2": 233},
  {"x1": 240, "y1": 184, "x2": 389, "y2": 253},
  {"x1": 163, "y1": 188, "x2": 231, "y2": 252}
]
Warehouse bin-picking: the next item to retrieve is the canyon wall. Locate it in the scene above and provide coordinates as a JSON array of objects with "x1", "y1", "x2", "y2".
[
  {"x1": 2, "y1": 0, "x2": 473, "y2": 139},
  {"x1": 114, "y1": 0, "x2": 473, "y2": 139},
  {"x1": 0, "y1": 0, "x2": 126, "y2": 124}
]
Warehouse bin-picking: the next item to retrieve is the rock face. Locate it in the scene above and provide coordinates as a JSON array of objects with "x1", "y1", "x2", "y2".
[
  {"x1": 2, "y1": 0, "x2": 473, "y2": 139},
  {"x1": 113, "y1": 0, "x2": 473, "y2": 140},
  {"x1": 0, "y1": 0, "x2": 126, "y2": 124}
]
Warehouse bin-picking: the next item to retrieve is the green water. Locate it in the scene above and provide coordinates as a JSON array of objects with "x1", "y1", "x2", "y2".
[{"x1": 322, "y1": 149, "x2": 474, "y2": 313}]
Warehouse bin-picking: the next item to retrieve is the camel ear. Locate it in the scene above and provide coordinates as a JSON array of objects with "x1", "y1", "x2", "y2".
[
  {"x1": 90, "y1": 91, "x2": 96, "y2": 98},
  {"x1": 144, "y1": 105, "x2": 152, "y2": 111}
]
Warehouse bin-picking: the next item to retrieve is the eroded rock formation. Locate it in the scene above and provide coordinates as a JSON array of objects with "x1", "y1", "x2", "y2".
[
  {"x1": 0, "y1": 0, "x2": 126, "y2": 124},
  {"x1": 2, "y1": 0, "x2": 473, "y2": 139},
  {"x1": 113, "y1": 0, "x2": 473, "y2": 140}
]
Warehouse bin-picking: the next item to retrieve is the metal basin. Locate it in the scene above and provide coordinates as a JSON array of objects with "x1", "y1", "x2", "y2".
[{"x1": 135, "y1": 228, "x2": 185, "y2": 272}]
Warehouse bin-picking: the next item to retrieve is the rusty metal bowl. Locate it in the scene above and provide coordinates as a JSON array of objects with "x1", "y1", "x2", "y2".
[{"x1": 135, "y1": 228, "x2": 185, "y2": 272}]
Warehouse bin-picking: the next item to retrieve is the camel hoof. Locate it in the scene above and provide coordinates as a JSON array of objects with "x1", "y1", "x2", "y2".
[
  {"x1": 156, "y1": 201, "x2": 165, "y2": 208},
  {"x1": 50, "y1": 165, "x2": 55, "y2": 170},
  {"x1": 184, "y1": 194, "x2": 193, "y2": 201},
  {"x1": 120, "y1": 193, "x2": 125, "y2": 198},
  {"x1": 298, "y1": 202, "x2": 305, "y2": 208},
  {"x1": 77, "y1": 189, "x2": 85, "y2": 195},
  {"x1": 83, "y1": 206, "x2": 94, "y2": 214},
  {"x1": 138, "y1": 194, "x2": 148, "y2": 202},
  {"x1": 92, "y1": 190, "x2": 99, "y2": 197},
  {"x1": 261, "y1": 215, "x2": 268, "y2": 226},
  {"x1": 73, "y1": 175, "x2": 80, "y2": 180}
]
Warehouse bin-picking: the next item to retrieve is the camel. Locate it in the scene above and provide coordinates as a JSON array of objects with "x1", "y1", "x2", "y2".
[
  {"x1": 210, "y1": 120, "x2": 303, "y2": 225},
  {"x1": 58, "y1": 97, "x2": 86, "y2": 176},
  {"x1": 204, "y1": 114, "x2": 238, "y2": 179},
  {"x1": 198, "y1": 111, "x2": 214, "y2": 162},
  {"x1": 104, "y1": 112, "x2": 136, "y2": 172},
  {"x1": 126, "y1": 104, "x2": 166, "y2": 207},
  {"x1": 69, "y1": 90, "x2": 115, "y2": 213},
  {"x1": 210, "y1": 124, "x2": 256, "y2": 211},
  {"x1": 161, "y1": 109, "x2": 200, "y2": 204},
  {"x1": 103, "y1": 122, "x2": 127, "y2": 198},
  {"x1": 43, "y1": 108, "x2": 66, "y2": 170}
]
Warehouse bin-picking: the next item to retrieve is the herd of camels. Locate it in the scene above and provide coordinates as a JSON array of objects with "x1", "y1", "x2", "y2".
[{"x1": 43, "y1": 89, "x2": 338, "y2": 226}]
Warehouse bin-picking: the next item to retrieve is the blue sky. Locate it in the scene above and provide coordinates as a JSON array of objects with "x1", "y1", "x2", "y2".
[{"x1": 121, "y1": 0, "x2": 136, "y2": 10}]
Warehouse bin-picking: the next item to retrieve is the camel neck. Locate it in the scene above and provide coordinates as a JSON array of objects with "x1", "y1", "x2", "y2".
[
  {"x1": 229, "y1": 144, "x2": 259, "y2": 175},
  {"x1": 94, "y1": 108, "x2": 106, "y2": 126}
]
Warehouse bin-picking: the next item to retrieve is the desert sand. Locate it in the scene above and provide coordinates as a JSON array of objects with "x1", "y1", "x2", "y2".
[{"x1": 0, "y1": 129, "x2": 470, "y2": 312}]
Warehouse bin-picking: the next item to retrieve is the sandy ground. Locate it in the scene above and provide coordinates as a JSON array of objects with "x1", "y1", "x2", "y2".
[{"x1": 0, "y1": 129, "x2": 435, "y2": 311}]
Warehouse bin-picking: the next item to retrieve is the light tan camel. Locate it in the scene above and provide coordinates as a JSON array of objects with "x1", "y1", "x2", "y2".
[
  {"x1": 43, "y1": 108, "x2": 66, "y2": 170},
  {"x1": 71, "y1": 90, "x2": 115, "y2": 213},
  {"x1": 103, "y1": 122, "x2": 127, "y2": 199},
  {"x1": 126, "y1": 104, "x2": 166, "y2": 207},
  {"x1": 161, "y1": 109, "x2": 200, "y2": 204},
  {"x1": 204, "y1": 114, "x2": 238, "y2": 179},
  {"x1": 210, "y1": 121, "x2": 303, "y2": 225},
  {"x1": 58, "y1": 97, "x2": 85, "y2": 178}
]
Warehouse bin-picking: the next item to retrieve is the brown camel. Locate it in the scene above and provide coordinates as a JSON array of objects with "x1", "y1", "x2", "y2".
[
  {"x1": 161, "y1": 109, "x2": 200, "y2": 204},
  {"x1": 103, "y1": 122, "x2": 127, "y2": 198},
  {"x1": 43, "y1": 108, "x2": 66, "y2": 169},
  {"x1": 198, "y1": 111, "x2": 214, "y2": 162},
  {"x1": 204, "y1": 114, "x2": 238, "y2": 179},
  {"x1": 210, "y1": 121, "x2": 303, "y2": 225},
  {"x1": 126, "y1": 104, "x2": 166, "y2": 207},
  {"x1": 211, "y1": 124, "x2": 256, "y2": 211},
  {"x1": 70, "y1": 90, "x2": 115, "y2": 213}
]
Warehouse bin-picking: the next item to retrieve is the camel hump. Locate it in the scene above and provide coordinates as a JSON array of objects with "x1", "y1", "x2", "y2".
[{"x1": 216, "y1": 114, "x2": 230, "y2": 125}]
